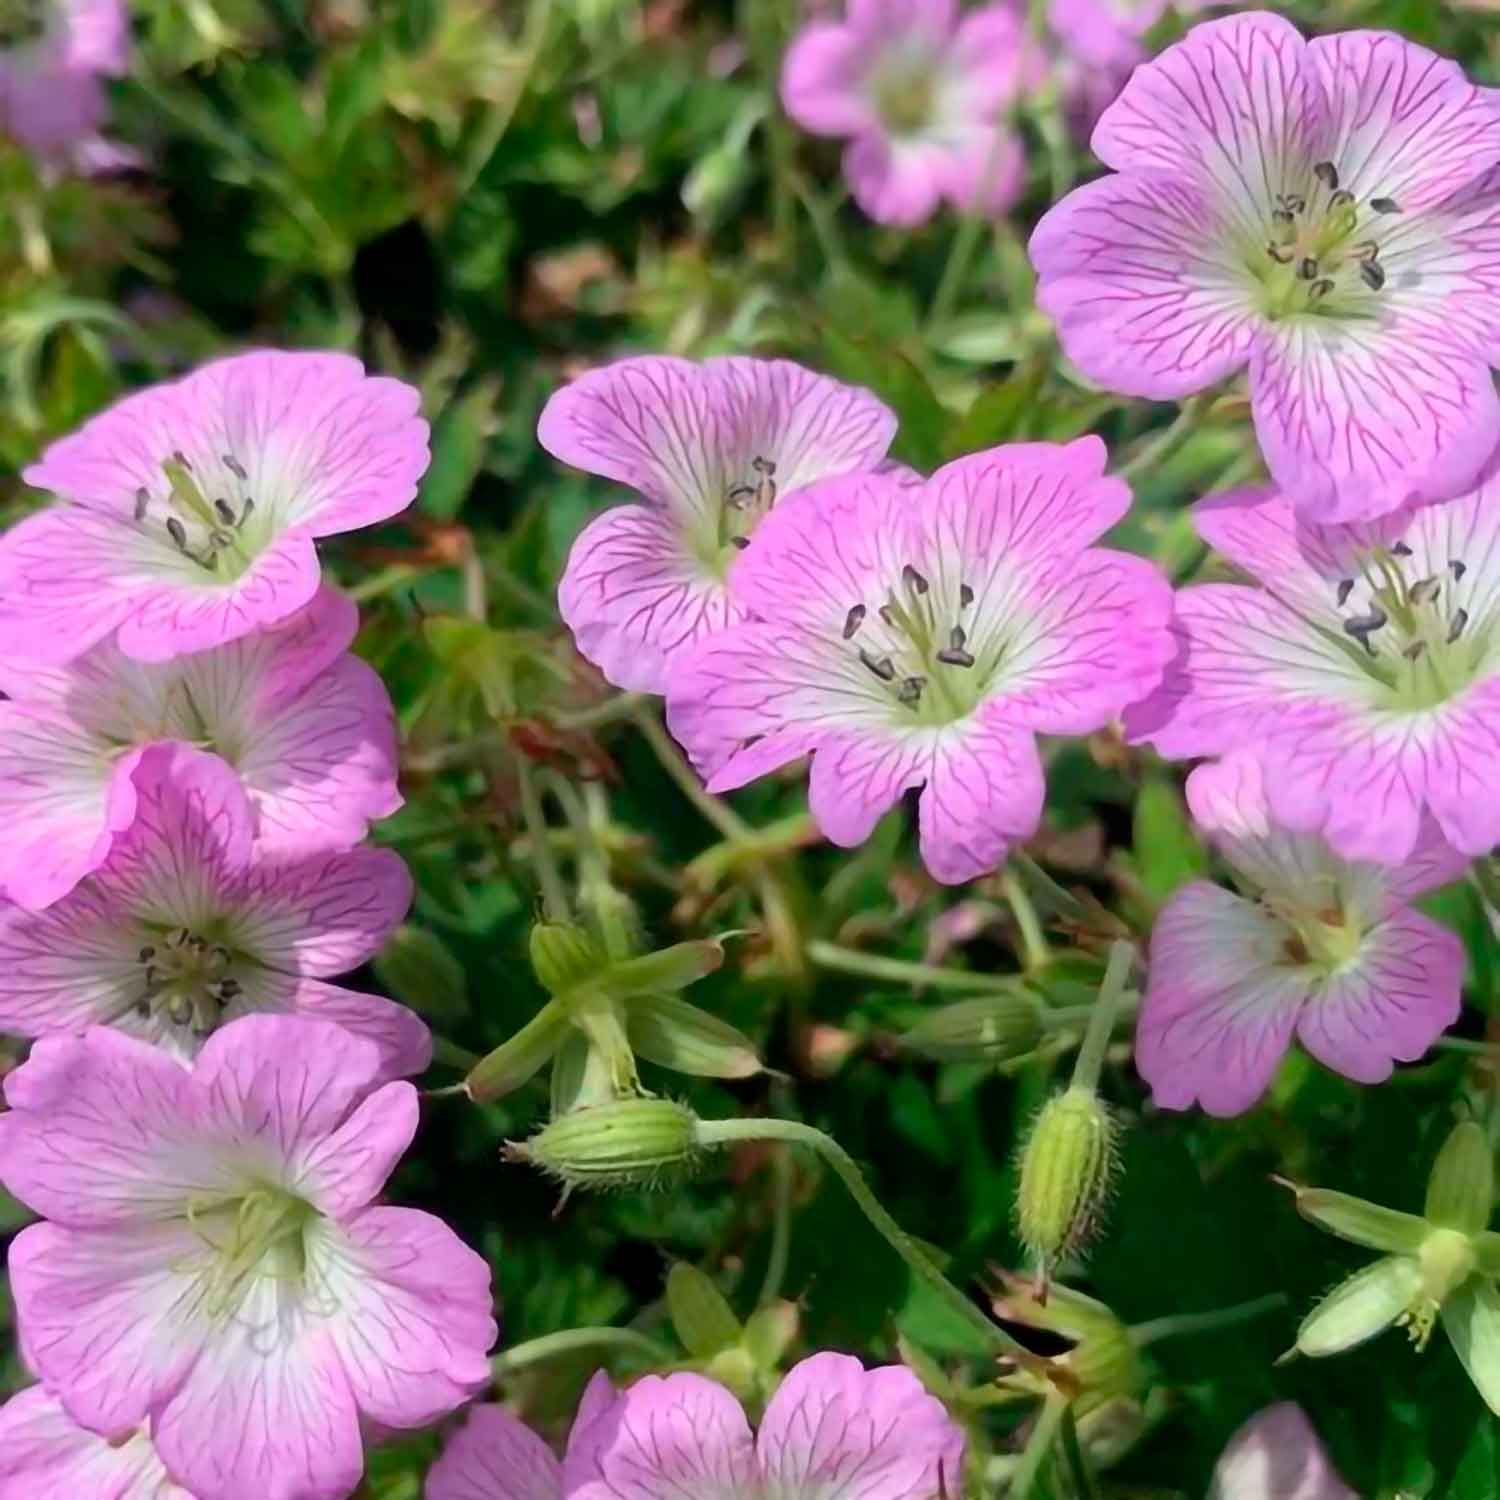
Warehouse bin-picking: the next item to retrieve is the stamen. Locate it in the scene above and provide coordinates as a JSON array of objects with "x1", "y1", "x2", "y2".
[
  {"x1": 1448, "y1": 609, "x2": 1470, "y2": 644},
  {"x1": 1329, "y1": 189, "x2": 1355, "y2": 209},
  {"x1": 1271, "y1": 208, "x2": 1295, "y2": 227},
  {"x1": 1408, "y1": 577, "x2": 1441, "y2": 606},
  {"x1": 213, "y1": 498, "x2": 237, "y2": 526},
  {"x1": 948, "y1": 626, "x2": 967, "y2": 651},
  {"x1": 959, "y1": 583, "x2": 974, "y2": 609},
  {"x1": 726, "y1": 485, "x2": 755, "y2": 508},
  {"x1": 897, "y1": 676, "x2": 926, "y2": 705},
  {"x1": 1336, "y1": 578, "x2": 1355, "y2": 607},
  {"x1": 134, "y1": 487, "x2": 150, "y2": 522},
  {"x1": 1280, "y1": 194, "x2": 1306, "y2": 214},
  {"x1": 728, "y1": 537, "x2": 749, "y2": 550},
  {"x1": 843, "y1": 604, "x2": 866, "y2": 640},
  {"x1": 171, "y1": 450, "x2": 193, "y2": 470},
  {"x1": 1391, "y1": 542, "x2": 1414, "y2": 558},
  {"x1": 239, "y1": 497, "x2": 255, "y2": 527},
  {"x1": 878, "y1": 605, "x2": 896, "y2": 627},
  {"x1": 1370, "y1": 197, "x2": 1401, "y2": 215},
  {"x1": 1313, "y1": 161, "x2": 1339, "y2": 190},
  {"x1": 166, "y1": 517, "x2": 189, "y2": 551},
  {"x1": 1354, "y1": 240, "x2": 1380, "y2": 262},
  {"x1": 860, "y1": 649, "x2": 896, "y2": 682},
  {"x1": 1266, "y1": 242, "x2": 1295, "y2": 264},
  {"x1": 751, "y1": 456, "x2": 776, "y2": 475},
  {"x1": 138, "y1": 945, "x2": 156, "y2": 962},
  {"x1": 902, "y1": 564, "x2": 930, "y2": 596},
  {"x1": 1343, "y1": 604, "x2": 1387, "y2": 654},
  {"x1": 1360, "y1": 261, "x2": 1386, "y2": 292},
  {"x1": 1297, "y1": 257, "x2": 1319, "y2": 281},
  {"x1": 1403, "y1": 641, "x2": 1427, "y2": 661},
  {"x1": 1449, "y1": 559, "x2": 1467, "y2": 582},
  {"x1": 222, "y1": 454, "x2": 248, "y2": 480},
  {"x1": 1309, "y1": 279, "x2": 1335, "y2": 302},
  {"x1": 936, "y1": 647, "x2": 976, "y2": 668}
]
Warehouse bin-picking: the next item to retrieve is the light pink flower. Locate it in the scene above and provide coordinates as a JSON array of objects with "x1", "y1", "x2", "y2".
[
  {"x1": 540, "y1": 355, "x2": 897, "y2": 692},
  {"x1": 562, "y1": 1353, "x2": 964, "y2": 1500},
  {"x1": 1127, "y1": 481, "x2": 1500, "y2": 865},
  {"x1": 426, "y1": 1373, "x2": 617, "y2": 1500},
  {"x1": 0, "y1": 740, "x2": 429, "y2": 1075},
  {"x1": 0, "y1": 585, "x2": 400, "y2": 912},
  {"x1": 0, "y1": 1015, "x2": 496, "y2": 1500},
  {"x1": 666, "y1": 439, "x2": 1174, "y2": 884},
  {"x1": 1030, "y1": 11, "x2": 1500, "y2": 523},
  {"x1": 1138, "y1": 753, "x2": 1465, "y2": 1117},
  {"x1": 0, "y1": 0, "x2": 127, "y2": 153},
  {"x1": 1209, "y1": 1403, "x2": 1357, "y2": 1500},
  {"x1": 0, "y1": 1384, "x2": 192, "y2": 1500},
  {"x1": 780, "y1": 0, "x2": 1034, "y2": 227},
  {"x1": 0, "y1": 350, "x2": 429, "y2": 663}
]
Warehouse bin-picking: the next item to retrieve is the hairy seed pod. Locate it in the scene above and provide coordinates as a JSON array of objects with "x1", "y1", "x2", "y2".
[
  {"x1": 899, "y1": 994, "x2": 1043, "y2": 1063},
  {"x1": 1016, "y1": 1086, "x2": 1119, "y2": 1272},
  {"x1": 512, "y1": 1098, "x2": 703, "y2": 1190}
]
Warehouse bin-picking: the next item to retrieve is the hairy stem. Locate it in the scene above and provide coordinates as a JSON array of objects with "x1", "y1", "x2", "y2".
[
  {"x1": 492, "y1": 1324, "x2": 673, "y2": 1376},
  {"x1": 1070, "y1": 940, "x2": 1135, "y2": 1094}
]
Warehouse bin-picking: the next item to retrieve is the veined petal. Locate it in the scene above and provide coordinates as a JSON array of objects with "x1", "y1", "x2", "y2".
[
  {"x1": 1138, "y1": 882, "x2": 1309, "y2": 1116},
  {"x1": 259, "y1": 975, "x2": 432, "y2": 1080},
  {"x1": 1208, "y1": 1402, "x2": 1357, "y2": 1500},
  {"x1": 808, "y1": 727, "x2": 934, "y2": 850},
  {"x1": 427, "y1": 1404, "x2": 561, "y2": 1500},
  {"x1": 558, "y1": 503, "x2": 738, "y2": 694},
  {"x1": 1441, "y1": 1280, "x2": 1500, "y2": 1415},
  {"x1": 755, "y1": 1353, "x2": 965, "y2": 1500},
  {"x1": 1296, "y1": 1255, "x2": 1421, "y2": 1356},
  {"x1": 1294, "y1": 907, "x2": 1462, "y2": 1083},
  {"x1": 780, "y1": 20, "x2": 882, "y2": 137}
]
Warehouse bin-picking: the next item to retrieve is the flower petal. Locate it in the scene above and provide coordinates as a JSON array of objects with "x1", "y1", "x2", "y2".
[
  {"x1": 844, "y1": 135, "x2": 949, "y2": 227},
  {"x1": 755, "y1": 1353, "x2": 965, "y2": 1500},
  {"x1": 1441, "y1": 1280, "x2": 1500, "y2": 1416},
  {"x1": 779, "y1": 21, "x2": 881, "y2": 137},
  {"x1": 1138, "y1": 882, "x2": 1308, "y2": 1116},
  {"x1": 427, "y1": 1404, "x2": 561, "y2": 1500},
  {"x1": 1208, "y1": 1402, "x2": 1357, "y2": 1500},
  {"x1": 259, "y1": 975, "x2": 432, "y2": 1080},
  {"x1": 809, "y1": 727, "x2": 933, "y2": 850}
]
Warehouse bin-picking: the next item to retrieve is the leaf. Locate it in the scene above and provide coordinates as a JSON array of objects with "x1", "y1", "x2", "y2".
[
  {"x1": 942, "y1": 357, "x2": 1046, "y2": 457},
  {"x1": 820, "y1": 329, "x2": 948, "y2": 471},
  {"x1": 1131, "y1": 775, "x2": 1206, "y2": 909}
]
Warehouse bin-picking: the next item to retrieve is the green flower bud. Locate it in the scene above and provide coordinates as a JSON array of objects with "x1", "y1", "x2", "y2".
[
  {"x1": 666, "y1": 1262, "x2": 742, "y2": 1358},
  {"x1": 1425, "y1": 1120, "x2": 1495, "y2": 1235},
  {"x1": 510, "y1": 1099, "x2": 703, "y2": 1190},
  {"x1": 1016, "y1": 1086, "x2": 1119, "y2": 1274},
  {"x1": 374, "y1": 924, "x2": 469, "y2": 1023},
  {"x1": 899, "y1": 994, "x2": 1043, "y2": 1063},
  {"x1": 530, "y1": 920, "x2": 607, "y2": 997}
]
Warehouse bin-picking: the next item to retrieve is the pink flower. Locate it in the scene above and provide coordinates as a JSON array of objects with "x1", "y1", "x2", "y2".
[
  {"x1": 780, "y1": 0, "x2": 1034, "y2": 227},
  {"x1": 0, "y1": 1384, "x2": 191, "y2": 1500},
  {"x1": 0, "y1": 1015, "x2": 496, "y2": 1500},
  {"x1": 0, "y1": 351, "x2": 429, "y2": 663},
  {"x1": 1029, "y1": 12, "x2": 1500, "y2": 523},
  {"x1": 562, "y1": 1353, "x2": 964, "y2": 1499},
  {"x1": 540, "y1": 355, "x2": 896, "y2": 692},
  {"x1": 426, "y1": 1373, "x2": 617, "y2": 1500},
  {"x1": 666, "y1": 439, "x2": 1174, "y2": 884},
  {"x1": 1126, "y1": 481, "x2": 1500, "y2": 865},
  {"x1": 1138, "y1": 753, "x2": 1464, "y2": 1117},
  {"x1": 0, "y1": 741, "x2": 429, "y2": 1076},
  {"x1": 0, "y1": 0, "x2": 127, "y2": 153},
  {"x1": 0, "y1": 585, "x2": 400, "y2": 912},
  {"x1": 1209, "y1": 1403, "x2": 1357, "y2": 1500}
]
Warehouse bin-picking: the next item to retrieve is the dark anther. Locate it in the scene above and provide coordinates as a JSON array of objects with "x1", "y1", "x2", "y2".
[
  {"x1": 138, "y1": 945, "x2": 156, "y2": 962},
  {"x1": 728, "y1": 537, "x2": 749, "y2": 550},
  {"x1": 166, "y1": 517, "x2": 189, "y2": 551},
  {"x1": 1336, "y1": 578, "x2": 1355, "y2": 607},
  {"x1": 843, "y1": 604, "x2": 866, "y2": 640},
  {"x1": 223, "y1": 454, "x2": 248, "y2": 480},
  {"x1": 202, "y1": 552, "x2": 220, "y2": 572},
  {"x1": 1450, "y1": 559, "x2": 1468, "y2": 582},
  {"x1": 1266, "y1": 242, "x2": 1295, "y2": 264},
  {"x1": 1343, "y1": 605, "x2": 1387, "y2": 649},
  {"x1": 213, "y1": 498, "x2": 236, "y2": 525},
  {"x1": 1448, "y1": 609, "x2": 1470, "y2": 644},
  {"x1": 878, "y1": 604, "x2": 896, "y2": 627},
  {"x1": 948, "y1": 625, "x2": 967, "y2": 651},
  {"x1": 134, "y1": 487, "x2": 150, "y2": 522},
  {"x1": 1313, "y1": 161, "x2": 1339, "y2": 190},
  {"x1": 171, "y1": 450, "x2": 192, "y2": 469},
  {"x1": 1297, "y1": 257, "x2": 1319, "y2": 281},
  {"x1": 897, "y1": 676, "x2": 926, "y2": 705},
  {"x1": 902, "y1": 564, "x2": 930, "y2": 595},
  {"x1": 1370, "y1": 197, "x2": 1401, "y2": 214},
  {"x1": 751, "y1": 456, "x2": 777, "y2": 475},
  {"x1": 959, "y1": 583, "x2": 974, "y2": 608},
  {"x1": 1354, "y1": 240, "x2": 1380, "y2": 262},
  {"x1": 1280, "y1": 194, "x2": 1306, "y2": 214},
  {"x1": 1408, "y1": 576, "x2": 1441, "y2": 606},
  {"x1": 726, "y1": 485, "x2": 755, "y2": 508},
  {"x1": 1403, "y1": 641, "x2": 1427, "y2": 662},
  {"x1": 1360, "y1": 261, "x2": 1386, "y2": 292},
  {"x1": 1329, "y1": 189, "x2": 1355, "y2": 209},
  {"x1": 239, "y1": 498, "x2": 255, "y2": 526},
  {"x1": 859, "y1": 649, "x2": 896, "y2": 682},
  {"x1": 936, "y1": 647, "x2": 976, "y2": 668},
  {"x1": 218, "y1": 978, "x2": 242, "y2": 1000},
  {"x1": 1271, "y1": 208, "x2": 1295, "y2": 226},
  {"x1": 1309, "y1": 279, "x2": 1336, "y2": 301},
  {"x1": 1391, "y1": 542, "x2": 1414, "y2": 557}
]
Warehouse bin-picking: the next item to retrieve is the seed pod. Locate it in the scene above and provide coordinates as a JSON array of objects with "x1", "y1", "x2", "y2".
[
  {"x1": 899, "y1": 994, "x2": 1043, "y2": 1063},
  {"x1": 512, "y1": 1098, "x2": 703, "y2": 1190},
  {"x1": 1016, "y1": 1086, "x2": 1119, "y2": 1274},
  {"x1": 530, "y1": 920, "x2": 607, "y2": 997}
]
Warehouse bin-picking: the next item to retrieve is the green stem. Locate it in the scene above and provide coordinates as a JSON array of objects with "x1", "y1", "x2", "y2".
[
  {"x1": 1069, "y1": 940, "x2": 1134, "y2": 1093},
  {"x1": 1434, "y1": 1037, "x2": 1500, "y2": 1058},
  {"x1": 1118, "y1": 393, "x2": 1214, "y2": 485},
  {"x1": 928, "y1": 213, "x2": 987, "y2": 334},
  {"x1": 1011, "y1": 1388, "x2": 1069, "y2": 1500},
  {"x1": 432, "y1": 1035, "x2": 482, "y2": 1071},
  {"x1": 459, "y1": 0, "x2": 554, "y2": 194},
  {"x1": 758, "y1": 1142, "x2": 795, "y2": 1308},
  {"x1": 1130, "y1": 1291, "x2": 1287, "y2": 1350},
  {"x1": 1059, "y1": 1404, "x2": 1101, "y2": 1500},
  {"x1": 633, "y1": 705, "x2": 750, "y2": 840},
  {"x1": 554, "y1": 692, "x2": 648, "y2": 732},
  {"x1": 516, "y1": 756, "x2": 572, "y2": 922},
  {"x1": 1001, "y1": 871, "x2": 1052, "y2": 973},
  {"x1": 492, "y1": 1325, "x2": 673, "y2": 1376},
  {"x1": 346, "y1": 563, "x2": 424, "y2": 603},
  {"x1": 808, "y1": 940, "x2": 1032, "y2": 996},
  {"x1": 696, "y1": 1117, "x2": 1035, "y2": 1363}
]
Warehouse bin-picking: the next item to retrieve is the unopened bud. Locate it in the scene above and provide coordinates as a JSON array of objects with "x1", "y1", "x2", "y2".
[
  {"x1": 666, "y1": 1262, "x2": 742, "y2": 1358},
  {"x1": 1016, "y1": 1086, "x2": 1119, "y2": 1273},
  {"x1": 899, "y1": 994, "x2": 1043, "y2": 1063},
  {"x1": 374, "y1": 924, "x2": 469, "y2": 1023},
  {"x1": 1425, "y1": 1120, "x2": 1495, "y2": 1235},
  {"x1": 530, "y1": 920, "x2": 606, "y2": 997},
  {"x1": 509, "y1": 1098, "x2": 702, "y2": 1190}
]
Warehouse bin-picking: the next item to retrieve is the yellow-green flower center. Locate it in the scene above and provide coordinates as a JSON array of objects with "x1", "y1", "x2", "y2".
[{"x1": 190, "y1": 1187, "x2": 317, "y2": 1319}]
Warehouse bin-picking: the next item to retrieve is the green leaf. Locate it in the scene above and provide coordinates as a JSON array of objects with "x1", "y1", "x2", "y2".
[
  {"x1": 942, "y1": 357, "x2": 1046, "y2": 457},
  {"x1": 420, "y1": 377, "x2": 501, "y2": 521},
  {"x1": 820, "y1": 329, "x2": 948, "y2": 471},
  {"x1": 1131, "y1": 775, "x2": 1206, "y2": 909}
]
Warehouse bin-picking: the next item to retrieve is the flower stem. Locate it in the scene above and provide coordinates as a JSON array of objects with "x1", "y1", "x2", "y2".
[
  {"x1": 1130, "y1": 1291, "x2": 1287, "y2": 1349},
  {"x1": 431, "y1": 1035, "x2": 482, "y2": 1071},
  {"x1": 928, "y1": 214, "x2": 987, "y2": 334},
  {"x1": 1117, "y1": 392, "x2": 1215, "y2": 485},
  {"x1": 516, "y1": 756, "x2": 572, "y2": 922},
  {"x1": 1001, "y1": 870, "x2": 1052, "y2": 973},
  {"x1": 492, "y1": 1325, "x2": 673, "y2": 1376},
  {"x1": 1011, "y1": 1388, "x2": 1069, "y2": 1500},
  {"x1": 807, "y1": 940, "x2": 1034, "y2": 996},
  {"x1": 1070, "y1": 940, "x2": 1135, "y2": 1093},
  {"x1": 696, "y1": 1116, "x2": 1037, "y2": 1364},
  {"x1": 757, "y1": 1141, "x2": 795, "y2": 1308},
  {"x1": 1059, "y1": 1404, "x2": 1102, "y2": 1500},
  {"x1": 632, "y1": 705, "x2": 750, "y2": 840}
]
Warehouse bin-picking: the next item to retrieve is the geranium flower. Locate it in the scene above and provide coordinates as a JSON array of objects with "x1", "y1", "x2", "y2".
[
  {"x1": 0, "y1": 0, "x2": 126, "y2": 153},
  {"x1": 563, "y1": 1353, "x2": 964, "y2": 1499},
  {"x1": 0, "y1": 585, "x2": 400, "y2": 911},
  {"x1": 0, "y1": 350, "x2": 429, "y2": 663},
  {"x1": 539, "y1": 355, "x2": 897, "y2": 693},
  {"x1": 1048, "y1": 0, "x2": 1168, "y2": 137},
  {"x1": 1137, "y1": 753, "x2": 1465, "y2": 1117},
  {"x1": 666, "y1": 439, "x2": 1174, "y2": 884},
  {"x1": 1208, "y1": 1403, "x2": 1356, "y2": 1500},
  {"x1": 0, "y1": 1385, "x2": 190, "y2": 1500},
  {"x1": 0, "y1": 1015, "x2": 496, "y2": 1500},
  {"x1": 427, "y1": 1373, "x2": 616, "y2": 1500},
  {"x1": 1126, "y1": 480, "x2": 1500, "y2": 865},
  {"x1": 0, "y1": 741, "x2": 429, "y2": 1076},
  {"x1": 1030, "y1": 11, "x2": 1500, "y2": 522},
  {"x1": 780, "y1": 0, "x2": 1034, "y2": 227}
]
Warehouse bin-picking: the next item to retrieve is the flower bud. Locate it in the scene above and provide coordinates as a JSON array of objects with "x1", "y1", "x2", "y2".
[
  {"x1": 1016, "y1": 1086, "x2": 1119, "y2": 1273},
  {"x1": 666, "y1": 1262, "x2": 742, "y2": 1358},
  {"x1": 374, "y1": 924, "x2": 469, "y2": 1023},
  {"x1": 899, "y1": 994, "x2": 1043, "y2": 1063},
  {"x1": 510, "y1": 1099, "x2": 703, "y2": 1190},
  {"x1": 530, "y1": 920, "x2": 607, "y2": 997}
]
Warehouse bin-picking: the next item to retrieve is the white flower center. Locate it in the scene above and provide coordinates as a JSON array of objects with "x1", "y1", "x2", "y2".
[
  {"x1": 870, "y1": 52, "x2": 940, "y2": 137},
  {"x1": 713, "y1": 454, "x2": 780, "y2": 564},
  {"x1": 127, "y1": 926, "x2": 245, "y2": 1039},
  {"x1": 133, "y1": 450, "x2": 266, "y2": 582},
  {"x1": 189, "y1": 1186, "x2": 317, "y2": 1320}
]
